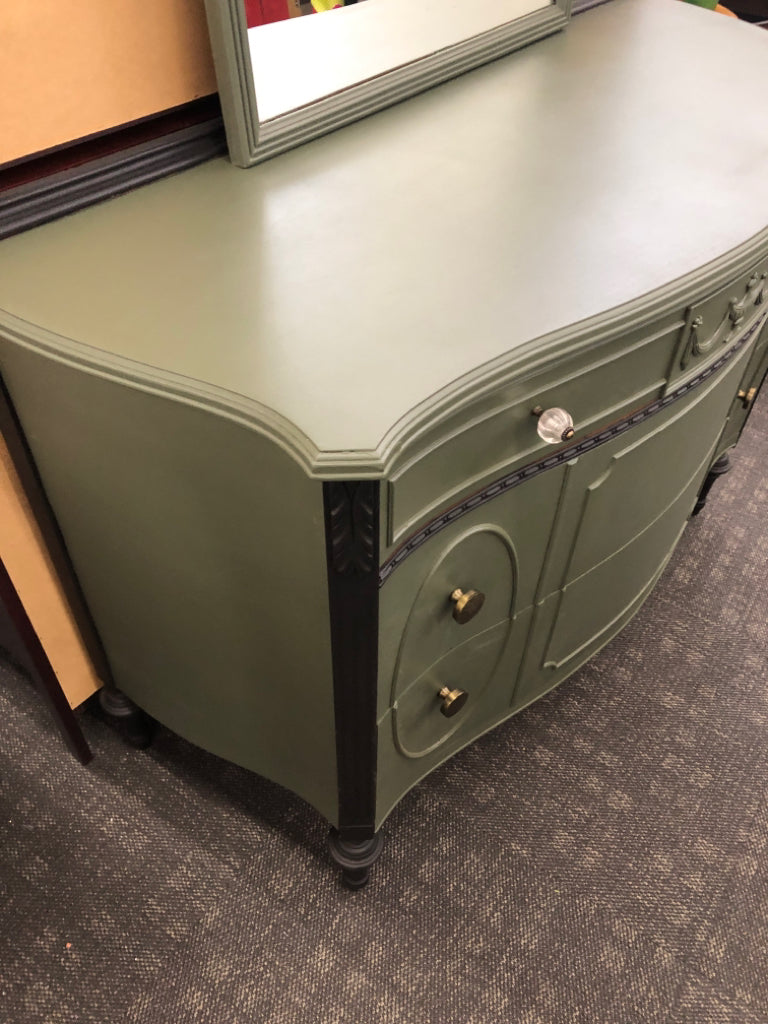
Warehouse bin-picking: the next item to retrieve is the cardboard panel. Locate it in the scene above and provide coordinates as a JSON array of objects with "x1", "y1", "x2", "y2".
[
  {"x1": 0, "y1": 0, "x2": 218, "y2": 164},
  {"x1": 0, "y1": 436, "x2": 101, "y2": 708}
]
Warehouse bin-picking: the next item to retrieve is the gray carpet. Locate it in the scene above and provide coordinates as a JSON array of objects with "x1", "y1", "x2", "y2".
[{"x1": 1, "y1": 389, "x2": 767, "y2": 1024}]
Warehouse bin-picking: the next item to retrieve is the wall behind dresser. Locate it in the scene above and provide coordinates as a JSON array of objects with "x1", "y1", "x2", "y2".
[{"x1": 1, "y1": 0, "x2": 218, "y2": 165}]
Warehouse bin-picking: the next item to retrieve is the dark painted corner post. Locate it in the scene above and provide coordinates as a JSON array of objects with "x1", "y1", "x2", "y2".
[{"x1": 323, "y1": 479, "x2": 383, "y2": 888}]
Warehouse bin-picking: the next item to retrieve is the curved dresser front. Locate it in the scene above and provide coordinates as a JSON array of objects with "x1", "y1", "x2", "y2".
[
  {"x1": 377, "y1": 272, "x2": 768, "y2": 824},
  {"x1": 0, "y1": 0, "x2": 767, "y2": 886}
]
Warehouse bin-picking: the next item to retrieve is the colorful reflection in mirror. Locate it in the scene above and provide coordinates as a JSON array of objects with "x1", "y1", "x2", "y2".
[
  {"x1": 204, "y1": 0, "x2": 571, "y2": 165},
  {"x1": 247, "y1": 0, "x2": 553, "y2": 122}
]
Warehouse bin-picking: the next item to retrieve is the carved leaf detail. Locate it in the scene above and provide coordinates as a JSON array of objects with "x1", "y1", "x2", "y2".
[{"x1": 327, "y1": 481, "x2": 377, "y2": 575}]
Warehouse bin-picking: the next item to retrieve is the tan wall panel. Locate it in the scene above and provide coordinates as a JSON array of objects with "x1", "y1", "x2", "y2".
[
  {"x1": 0, "y1": 436, "x2": 102, "y2": 708},
  {"x1": 1, "y1": 0, "x2": 218, "y2": 164}
]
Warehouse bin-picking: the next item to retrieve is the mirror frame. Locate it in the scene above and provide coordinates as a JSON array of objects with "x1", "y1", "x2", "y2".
[{"x1": 204, "y1": 0, "x2": 572, "y2": 167}]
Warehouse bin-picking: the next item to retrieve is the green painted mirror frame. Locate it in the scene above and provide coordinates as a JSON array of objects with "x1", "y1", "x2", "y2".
[{"x1": 203, "y1": 0, "x2": 572, "y2": 167}]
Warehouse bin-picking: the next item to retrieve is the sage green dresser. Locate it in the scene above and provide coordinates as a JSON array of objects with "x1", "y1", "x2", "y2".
[{"x1": 1, "y1": 0, "x2": 767, "y2": 886}]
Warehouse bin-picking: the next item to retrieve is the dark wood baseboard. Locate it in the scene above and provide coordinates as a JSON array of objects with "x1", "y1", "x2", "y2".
[{"x1": 0, "y1": 105, "x2": 227, "y2": 241}]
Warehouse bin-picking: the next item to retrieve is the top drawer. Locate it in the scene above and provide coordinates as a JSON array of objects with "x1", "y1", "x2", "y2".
[
  {"x1": 387, "y1": 260, "x2": 768, "y2": 548},
  {"x1": 668, "y1": 259, "x2": 768, "y2": 389},
  {"x1": 387, "y1": 315, "x2": 681, "y2": 546}
]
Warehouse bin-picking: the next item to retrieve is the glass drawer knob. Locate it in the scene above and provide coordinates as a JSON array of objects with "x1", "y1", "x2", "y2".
[{"x1": 533, "y1": 406, "x2": 575, "y2": 444}]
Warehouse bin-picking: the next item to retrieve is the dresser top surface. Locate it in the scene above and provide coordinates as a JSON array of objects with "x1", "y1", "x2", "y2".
[{"x1": 1, "y1": 0, "x2": 767, "y2": 465}]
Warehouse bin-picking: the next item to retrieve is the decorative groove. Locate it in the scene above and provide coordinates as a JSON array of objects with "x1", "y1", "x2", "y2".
[
  {"x1": 326, "y1": 481, "x2": 377, "y2": 574},
  {"x1": 379, "y1": 312, "x2": 767, "y2": 586}
]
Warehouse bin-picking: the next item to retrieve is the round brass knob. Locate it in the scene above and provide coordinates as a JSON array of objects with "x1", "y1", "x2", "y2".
[
  {"x1": 738, "y1": 386, "x2": 758, "y2": 409},
  {"x1": 532, "y1": 406, "x2": 575, "y2": 444},
  {"x1": 438, "y1": 686, "x2": 469, "y2": 718},
  {"x1": 450, "y1": 588, "x2": 485, "y2": 624}
]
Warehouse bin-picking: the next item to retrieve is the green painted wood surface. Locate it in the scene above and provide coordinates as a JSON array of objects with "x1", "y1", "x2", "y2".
[
  {"x1": 0, "y1": 344, "x2": 339, "y2": 823},
  {"x1": 718, "y1": 320, "x2": 768, "y2": 453},
  {"x1": 0, "y1": 0, "x2": 767, "y2": 835},
  {"x1": 0, "y1": 1, "x2": 767, "y2": 474},
  {"x1": 375, "y1": 341, "x2": 755, "y2": 825}
]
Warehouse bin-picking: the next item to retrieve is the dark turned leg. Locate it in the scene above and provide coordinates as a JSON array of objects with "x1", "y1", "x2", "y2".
[
  {"x1": 692, "y1": 452, "x2": 731, "y2": 516},
  {"x1": 328, "y1": 829, "x2": 384, "y2": 890},
  {"x1": 98, "y1": 687, "x2": 153, "y2": 749}
]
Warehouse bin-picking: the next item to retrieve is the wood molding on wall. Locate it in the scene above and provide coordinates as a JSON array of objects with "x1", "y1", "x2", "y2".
[
  {"x1": 0, "y1": 0, "x2": 218, "y2": 166},
  {"x1": 0, "y1": 110, "x2": 227, "y2": 241}
]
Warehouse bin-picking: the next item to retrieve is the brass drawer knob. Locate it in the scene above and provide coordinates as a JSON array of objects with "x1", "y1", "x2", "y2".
[
  {"x1": 532, "y1": 406, "x2": 575, "y2": 444},
  {"x1": 438, "y1": 686, "x2": 469, "y2": 718},
  {"x1": 450, "y1": 588, "x2": 485, "y2": 624},
  {"x1": 738, "y1": 386, "x2": 758, "y2": 409}
]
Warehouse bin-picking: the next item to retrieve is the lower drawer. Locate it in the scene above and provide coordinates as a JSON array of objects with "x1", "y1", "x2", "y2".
[{"x1": 392, "y1": 621, "x2": 511, "y2": 759}]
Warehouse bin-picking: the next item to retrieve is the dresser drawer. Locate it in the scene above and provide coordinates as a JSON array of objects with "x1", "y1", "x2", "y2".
[
  {"x1": 388, "y1": 317, "x2": 682, "y2": 546},
  {"x1": 668, "y1": 258, "x2": 768, "y2": 389},
  {"x1": 389, "y1": 526, "x2": 516, "y2": 700},
  {"x1": 378, "y1": 464, "x2": 564, "y2": 721},
  {"x1": 392, "y1": 621, "x2": 511, "y2": 759}
]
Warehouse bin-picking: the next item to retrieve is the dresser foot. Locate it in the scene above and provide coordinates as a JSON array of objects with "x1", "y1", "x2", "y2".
[
  {"x1": 98, "y1": 688, "x2": 153, "y2": 748},
  {"x1": 328, "y1": 829, "x2": 384, "y2": 889},
  {"x1": 692, "y1": 452, "x2": 731, "y2": 517}
]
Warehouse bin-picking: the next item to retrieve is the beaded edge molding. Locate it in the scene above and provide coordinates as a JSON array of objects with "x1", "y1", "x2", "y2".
[
  {"x1": 379, "y1": 311, "x2": 767, "y2": 587},
  {"x1": 2, "y1": 233, "x2": 767, "y2": 480}
]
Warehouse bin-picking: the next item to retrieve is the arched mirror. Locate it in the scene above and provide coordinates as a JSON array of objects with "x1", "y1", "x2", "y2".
[{"x1": 204, "y1": 0, "x2": 572, "y2": 167}]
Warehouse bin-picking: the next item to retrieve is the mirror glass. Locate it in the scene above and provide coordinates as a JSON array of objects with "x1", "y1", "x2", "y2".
[{"x1": 205, "y1": 0, "x2": 571, "y2": 167}]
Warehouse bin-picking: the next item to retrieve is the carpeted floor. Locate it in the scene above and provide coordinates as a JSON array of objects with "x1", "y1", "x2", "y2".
[{"x1": 1, "y1": 388, "x2": 767, "y2": 1024}]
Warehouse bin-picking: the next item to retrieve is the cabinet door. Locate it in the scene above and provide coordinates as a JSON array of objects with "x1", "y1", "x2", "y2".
[
  {"x1": 378, "y1": 464, "x2": 566, "y2": 713},
  {"x1": 514, "y1": 342, "x2": 750, "y2": 710},
  {"x1": 718, "y1": 318, "x2": 768, "y2": 454},
  {"x1": 375, "y1": 465, "x2": 565, "y2": 826}
]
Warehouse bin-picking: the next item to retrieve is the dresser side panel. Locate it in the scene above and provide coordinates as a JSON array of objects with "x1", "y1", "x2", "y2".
[{"x1": 0, "y1": 343, "x2": 338, "y2": 823}]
